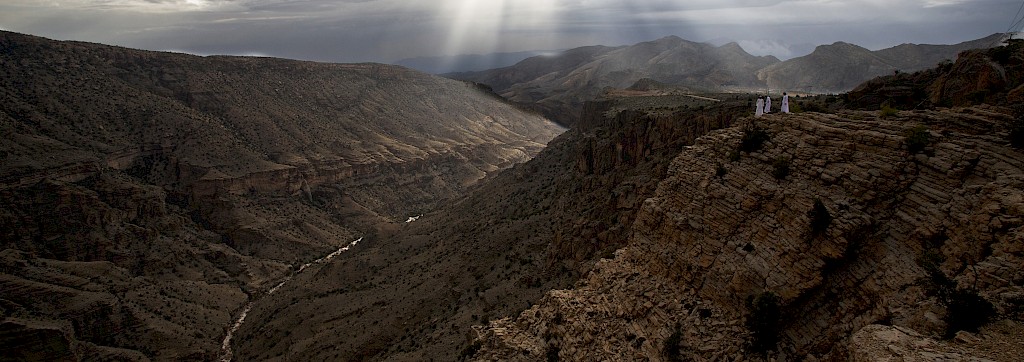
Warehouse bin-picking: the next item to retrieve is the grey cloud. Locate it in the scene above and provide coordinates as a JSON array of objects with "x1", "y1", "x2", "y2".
[{"x1": 0, "y1": 0, "x2": 1017, "y2": 64}]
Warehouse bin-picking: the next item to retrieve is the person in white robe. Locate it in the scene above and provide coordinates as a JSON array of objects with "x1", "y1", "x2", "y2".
[
  {"x1": 781, "y1": 92, "x2": 790, "y2": 113},
  {"x1": 755, "y1": 96, "x2": 764, "y2": 117},
  {"x1": 764, "y1": 95, "x2": 772, "y2": 114}
]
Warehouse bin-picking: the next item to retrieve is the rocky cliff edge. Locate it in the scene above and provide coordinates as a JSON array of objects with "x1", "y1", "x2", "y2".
[{"x1": 474, "y1": 106, "x2": 1024, "y2": 361}]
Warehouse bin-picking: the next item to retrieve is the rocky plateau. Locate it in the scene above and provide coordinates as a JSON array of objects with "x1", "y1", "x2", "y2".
[{"x1": 474, "y1": 104, "x2": 1024, "y2": 361}]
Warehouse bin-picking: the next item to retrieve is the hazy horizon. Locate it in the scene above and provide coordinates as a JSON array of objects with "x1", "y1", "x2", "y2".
[{"x1": 2, "y1": 0, "x2": 1021, "y2": 69}]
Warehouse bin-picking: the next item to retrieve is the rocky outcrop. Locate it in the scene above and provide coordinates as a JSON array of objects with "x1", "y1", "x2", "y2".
[
  {"x1": 848, "y1": 38, "x2": 1024, "y2": 110},
  {"x1": 475, "y1": 105, "x2": 1024, "y2": 360},
  {"x1": 848, "y1": 321, "x2": 1024, "y2": 362},
  {"x1": 472, "y1": 251, "x2": 749, "y2": 361},
  {"x1": 0, "y1": 176, "x2": 258, "y2": 359}
]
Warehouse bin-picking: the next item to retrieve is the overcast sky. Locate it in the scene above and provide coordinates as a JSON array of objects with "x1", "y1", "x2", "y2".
[{"x1": 2, "y1": 0, "x2": 1021, "y2": 66}]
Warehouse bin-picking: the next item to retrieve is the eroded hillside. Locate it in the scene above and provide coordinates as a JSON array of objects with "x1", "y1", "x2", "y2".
[{"x1": 0, "y1": 31, "x2": 562, "y2": 360}]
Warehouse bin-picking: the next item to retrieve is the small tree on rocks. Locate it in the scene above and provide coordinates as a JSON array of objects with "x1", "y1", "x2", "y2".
[
  {"x1": 746, "y1": 291, "x2": 781, "y2": 353},
  {"x1": 808, "y1": 199, "x2": 832, "y2": 236}
]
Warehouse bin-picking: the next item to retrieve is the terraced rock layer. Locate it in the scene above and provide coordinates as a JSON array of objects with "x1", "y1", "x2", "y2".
[{"x1": 475, "y1": 106, "x2": 1024, "y2": 361}]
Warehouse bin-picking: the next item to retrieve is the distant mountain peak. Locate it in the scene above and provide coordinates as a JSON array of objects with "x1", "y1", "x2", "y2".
[
  {"x1": 644, "y1": 35, "x2": 689, "y2": 47},
  {"x1": 717, "y1": 41, "x2": 745, "y2": 51},
  {"x1": 760, "y1": 33, "x2": 1002, "y2": 93},
  {"x1": 821, "y1": 41, "x2": 864, "y2": 50}
]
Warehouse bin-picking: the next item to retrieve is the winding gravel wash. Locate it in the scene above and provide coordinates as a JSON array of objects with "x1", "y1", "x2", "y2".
[{"x1": 219, "y1": 237, "x2": 363, "y2": 362}]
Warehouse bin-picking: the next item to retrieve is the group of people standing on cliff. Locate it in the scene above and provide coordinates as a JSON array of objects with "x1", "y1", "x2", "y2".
[{"x1": 755, "y1": 92, "x2": 789, "y2": 117}]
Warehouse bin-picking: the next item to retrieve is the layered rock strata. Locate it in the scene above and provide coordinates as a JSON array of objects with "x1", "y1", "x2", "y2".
[{"x1": 475, "y1": 106, "x2": 1024, "y2": 360}]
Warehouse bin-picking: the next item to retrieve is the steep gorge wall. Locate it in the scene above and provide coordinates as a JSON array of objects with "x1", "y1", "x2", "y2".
[
  {"x1": 476, "y1": 106, "x2": 1024, "y2": 360},
  {"x1": 230, "y1": 97, "x2": 749, "y2": 361}
]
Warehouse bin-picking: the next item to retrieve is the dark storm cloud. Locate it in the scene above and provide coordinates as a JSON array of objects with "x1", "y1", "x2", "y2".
[{"x1": 0, "y1": 0, "x2": 1019, "y2": 63}]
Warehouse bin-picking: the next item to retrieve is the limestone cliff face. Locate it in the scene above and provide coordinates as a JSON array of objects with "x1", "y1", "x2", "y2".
[{"x1": 475, "y1": 106, "x2": 1023, "y2": 360}]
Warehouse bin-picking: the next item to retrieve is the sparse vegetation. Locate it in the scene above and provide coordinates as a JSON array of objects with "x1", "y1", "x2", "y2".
[
  {"x1": 904, "y1": 125, "x2": 931, "y2": 154},
  {"x1": 746, "y1": 291, "x2": 781, "y2": 354}
]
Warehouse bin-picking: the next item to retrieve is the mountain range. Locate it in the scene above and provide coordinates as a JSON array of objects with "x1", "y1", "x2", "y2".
[
  {"x1": 451, "y1": 34, "x2": 1004, "y2": 125},
  {"x1": 757, "y1": 33, "x2": 1006, "y2": 93},
  {"x1": 393, "y1": 49, "x2": 563, "y2": 75},
  {"x1": 449, "y1": 36, "x2": 778, "y2": 125}
]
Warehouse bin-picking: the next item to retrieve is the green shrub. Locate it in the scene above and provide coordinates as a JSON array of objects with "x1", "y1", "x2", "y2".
[
  {"x1": 879, "y1": 104, "x2": 899, "y2": 118},
  {"x1": 715, "y1": 163, "x2": 727, "y2": 177},
  {"x1": 807, "y1": 199, "x2": 831, "y2": 236},
  {"x1": 740, "y1": 123, "x2": 770, "y2": 153},
  {"x1": 904, "y1": 125, "x2": 930, "y2": 154},
  {"x1": 746, "y1": 292, "x2": 781, "y2": 353}
]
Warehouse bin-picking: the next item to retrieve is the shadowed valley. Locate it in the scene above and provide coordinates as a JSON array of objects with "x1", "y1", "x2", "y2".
[{"x1": 0, "y1": 31, "x2": 561, "y2": 360}]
